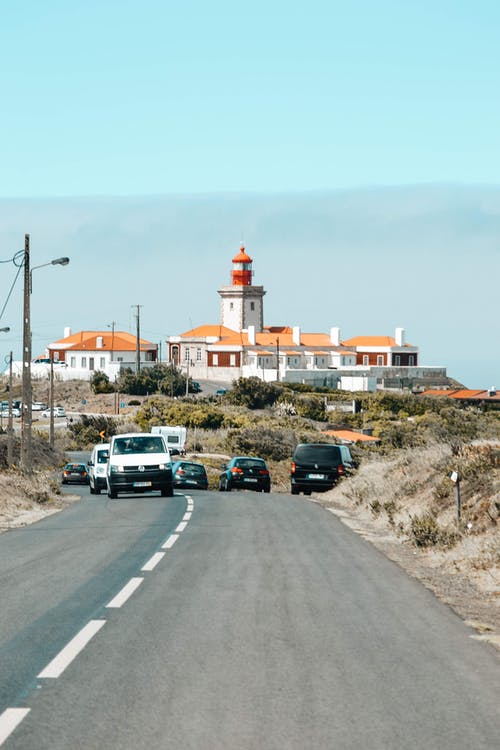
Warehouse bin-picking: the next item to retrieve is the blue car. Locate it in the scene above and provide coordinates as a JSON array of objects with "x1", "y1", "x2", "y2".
[
  {"x1": 219, "y1": 456, "x2": 271, "y2": 493},
  {"x1": 172, "y1": 461, "x2": 208, "y2": 490}
]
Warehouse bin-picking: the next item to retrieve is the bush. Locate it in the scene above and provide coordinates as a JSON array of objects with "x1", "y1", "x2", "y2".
[
  {"x1": 407, "y1": 512, "x2": 458, "y2": 548},
  {"x1": 227, "y1": 377, "x2": 282, "y2": 409},
  {"x1": 67, "y1": 415, "x2": 118, "y2": 449},
  {"x1": 135, "y1": 397, "x2": 225, "y2": 430},
  {"x1": 225, "y1": 427, "x2": 297, "y2": 461},
  {"x1": 116, "y1": 365, "x2": 186, "y2": 397},
  {"x1": 90, "y1": 371, "x2": 115, "y2": 394}
]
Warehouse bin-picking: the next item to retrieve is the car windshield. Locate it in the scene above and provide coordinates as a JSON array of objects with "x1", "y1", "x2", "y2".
[
  {"x1": 183, "y1": 464, "x2": 206, "y2": 475},
  {"x1": 65, "y1": 464, "x2": 85, "y2": 471},
  {"x1": 97, "y1": 451, "x2": 109, "y2": 463},
  {"x1": 113, "y1": 436, "x2": 166, "y2": 455},
  {"x1": 235, "y1": 458, "x2": 266, "y2": 469},
  {"x1": 294, "y1": 445, "x2": 341, "y2": 465}
]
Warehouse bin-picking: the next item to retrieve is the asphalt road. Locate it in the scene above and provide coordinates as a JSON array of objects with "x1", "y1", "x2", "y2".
[{"x1": 0, "y1": 485, "x2": 499, "y2": 749}]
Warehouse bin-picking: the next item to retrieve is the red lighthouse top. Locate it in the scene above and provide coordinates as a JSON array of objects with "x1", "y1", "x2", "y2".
[{"x1": 231, "y1": 244, "x2": 253, "y2": 286}]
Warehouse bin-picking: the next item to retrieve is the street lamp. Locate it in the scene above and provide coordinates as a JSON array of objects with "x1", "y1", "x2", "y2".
[{"x1": 21, "y1": 234, "x2": 70, "y2": 473}]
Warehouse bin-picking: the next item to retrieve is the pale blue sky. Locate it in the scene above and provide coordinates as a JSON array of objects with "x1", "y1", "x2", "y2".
[
  {"x1": 0, "y1": 2, "x2": 499, "y2": 388},
  {"x1": 1, "y1": 0, "x2": 500, "y2": 195}
]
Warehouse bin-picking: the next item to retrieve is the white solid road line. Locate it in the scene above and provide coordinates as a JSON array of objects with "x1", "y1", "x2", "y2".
[
  {"x1": 162, "y1": 534, "x2": 179, "y2": 549},
  {"x1": 106, "y1": 577, "x2": 144, "y2": 609},
  {"x1": 0, "y1": 708, "x2": 31, "y2": 747},
  {"x1": 141, "y1": 552, "x2": 165, "y2": 571},
  {"x1": 38, "y1": 620, "x2": 106, "y2": 679}
]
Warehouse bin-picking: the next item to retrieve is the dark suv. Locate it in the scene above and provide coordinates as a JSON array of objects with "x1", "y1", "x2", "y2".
[{"x1": 290, "y1": 443, "x2": 350, "y2": 495}]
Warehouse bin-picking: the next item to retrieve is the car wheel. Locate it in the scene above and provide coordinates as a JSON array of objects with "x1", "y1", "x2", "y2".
[
  {"x1": 161, "y1": 485, "x2": 174, "y2": 497},
  {"x1": 95, "y1": 486, "x2": 101, "y2": 495},
  {"x1": 264, "y1": 487, "x2": 270, "y2": 493},
  {"x1": 304, "y1": 489, "x2": 312, "y2": 496},
  {"x1": 225, "y1": 479, "x2": 232, "y2": 492},
  {"x1": 108, "y1": 488, "x2": 117, "y2": 499},
  {"x1": 89, "y1": 484, "x2": 95, "y2": 495},
  {"x1": 219, "y1": 479, "x2": 225, "y2": 491},
  {"x1": 291, "y1": 486, "x2": 299, "y2": 495}
]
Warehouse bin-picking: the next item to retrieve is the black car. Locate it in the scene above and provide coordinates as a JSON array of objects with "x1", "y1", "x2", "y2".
[
  {"x1": 290, "y1": 443, "x2": 348, "y2": 495},
  {"x1": 62, "y1": 462, "x2": 90, "y2": 485},
  {"x1": 172, "y1": 460, "x2": 208, "y2": 490},
  {"x1": 219, "y1": 456, "x2": 271, "y2": 493}
]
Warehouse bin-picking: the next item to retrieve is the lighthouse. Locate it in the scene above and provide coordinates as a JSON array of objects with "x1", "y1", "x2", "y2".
[{"x1": 218, "y1": 245, "x2": 266, "y2": 331}]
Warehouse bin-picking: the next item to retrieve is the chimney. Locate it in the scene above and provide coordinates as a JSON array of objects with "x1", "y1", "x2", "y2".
[
  {"x1": 292, "y1": 326, "x2": 301, "y2": 345},
  {"x1": 488, "y1": 386, "x2": 496, "y2": 397},
  {"x1": 64, "y1": 326, "x2": 72, "y2": 339},
  {"x1": 248, "y1": 325, "x2": 256, "y2": 345},
  {"x1": 330, "y1": 327, "x2": 340, "y2": 346},
  {"x1": 96, "y1": 336, "x2": 104, "y2": 349},
  {"x1": 395, "y1": 327, "x2": 405, "y2": 346}
]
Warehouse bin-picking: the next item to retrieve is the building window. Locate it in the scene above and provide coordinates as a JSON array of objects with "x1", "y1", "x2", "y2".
[
  {"x1": 213, "y1": 354, "x2": 218, "y2": 366},
  {"x1": 394, "y1": 355, "x2": 401, "y2": 366},
  {"x1": 196, "y1": 348, "x2": 202, "y2": 361},
  {"x1": 100, "y1": 357, "x2": 105, "y2": 368},
  {"x1": 230, "y1": 354, "x2": 236, "y2": 366},
  {"x1": 409, "y1": 355, "x2": 415, "y2": 366},
  {"x1": 230, "y1": 302, "x2": 234, "y2": 310},
  {"x1": 81, "y1": 357, "x2": 87, "y2": 368},
  {"x1": 70, "y1": 357, "x2": 76, "y2": 368},
  {"x1": 377, "y1": 355, "x2": 384, "y2": 366},
  {"x1": 250, "y1": 301, "x2": 255, "y2": 311},
  {"x1": 184, "y1": 348, "x2": 190, "y2": 361},
  {"x1": 362, "y1": 355, "x2": 369, "y2": 366},
  {"x1": 117, "y1": 357, "x2": 123, "y2": 362}
]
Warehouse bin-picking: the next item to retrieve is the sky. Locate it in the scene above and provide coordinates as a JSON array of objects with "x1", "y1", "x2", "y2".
[{"x1": 0, "y1": 1, "x2": 499, "y2": 389}]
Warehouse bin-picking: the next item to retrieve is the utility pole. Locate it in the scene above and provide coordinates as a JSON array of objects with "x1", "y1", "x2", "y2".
[
  {"x1": 7, "y1": 351, "x2": 13, "y2": 466},
  {"x1": 49, "y1": 356, "x2": 55, "y2": 450},
  {"x1": 133, "y1": 305, "x2": 142, "y2": 373},
  {"x1": 21, "y1": 234, "x2": 32, "y2": 474},
  {"x1": 276, "y1": 337, "x2": 280, "y2": 382}
]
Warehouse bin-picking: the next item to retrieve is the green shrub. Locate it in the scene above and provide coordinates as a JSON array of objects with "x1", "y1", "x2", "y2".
[
  {"x1": 90, "y1": 371, "x2": 115, "y2": 394},
  {"x1": 225, "y1": 426, "x2": 297, "y2": 461},
  {"x1": 67, "y1": 415, "x2": 118, "y2": 449},
  {"x1": 227, "y1": 377, "x2": 282, "y2": 409},
  {"x1": 407, "y1": 512, "x2": 458, "y2": 548}
]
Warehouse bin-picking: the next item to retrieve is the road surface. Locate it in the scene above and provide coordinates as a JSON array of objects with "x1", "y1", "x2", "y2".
[{"x1": 0, "y1": 485, "x2": 498, "y2": 749}]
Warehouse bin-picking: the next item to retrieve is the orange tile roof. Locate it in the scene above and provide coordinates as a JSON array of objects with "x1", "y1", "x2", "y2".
[
  {"x1": 421, "y1": 389, "x2": 500, "y2": 401},
  {"x1": 50, "y1": 330, "x2": 156, "y2": 351},
  {"x1": 322, "y1": 430, "x2": 380, "y2": 443},
  {"x1": 180, "y1": 324, "x2": 237, "y2": 338},
  {"x1": 342, "y1": 336, "x2": 396, "y2": 347}
]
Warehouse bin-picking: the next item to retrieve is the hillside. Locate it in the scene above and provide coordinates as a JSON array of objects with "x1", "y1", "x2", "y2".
[{"x1": 0, "y1": 378, "x2": 499, "y2": 644}]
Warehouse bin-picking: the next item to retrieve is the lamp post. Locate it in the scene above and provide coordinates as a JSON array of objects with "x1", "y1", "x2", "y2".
[{"x1": 21, "y1": 234, "x2": 69, "y2": 473}]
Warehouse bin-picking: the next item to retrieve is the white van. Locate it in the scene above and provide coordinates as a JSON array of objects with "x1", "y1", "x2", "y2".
[
  {"x1": 106, "y1": 433, "x2": 173, "y2": 499},
  {"x1": 88, "y1": 443, "x2": 110, "y2": 495}
]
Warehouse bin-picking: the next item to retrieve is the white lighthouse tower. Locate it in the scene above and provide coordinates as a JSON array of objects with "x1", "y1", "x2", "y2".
[{"x1": 218, "y1": 245, "x2": 266, "y2": 331}]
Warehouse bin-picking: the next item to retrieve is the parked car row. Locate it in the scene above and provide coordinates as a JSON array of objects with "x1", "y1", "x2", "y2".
[
  {"x1": 61, "y1": 434, "x2": 355, "y2": 498},
  {"x1": 0, "y1": 402, "x2": 65, "y2": 418}
]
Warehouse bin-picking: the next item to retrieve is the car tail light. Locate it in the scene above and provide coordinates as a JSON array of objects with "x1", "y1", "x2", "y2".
[
  {"x1": 63, "y1": 471, "x2": 69, "y2": 476},
  {"x1": 258, "y1": 469, "x2": 269, "y2": 475},
  {"x1": 231, "y1": 467, "x2": 244, "y2": 475},
  {"x1": 338, "y1": 464, "x2": 344, "y2": 475},
  {"x1": 176, "y1": 469, "x2": 185, "y2": 476},
  {"x1": 291, "y1": 461, "x2": 296, "y2": 474}
]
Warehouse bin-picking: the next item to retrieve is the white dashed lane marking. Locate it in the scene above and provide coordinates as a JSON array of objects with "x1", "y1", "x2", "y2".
[
  {"x1": 0, "y1": 708, "x2": 31, "y2": 747},
  {"x1": 175, "y1": 521, "x2": 188, "y2": 533},
  {"x1": 106, "y1": 577, "x2": 144, "y2": 609},
  {"x1": 38, "y1": 620, "x2": 106, "y2": 679},
  {"x1": 162, "y1": 533, "x2": 179, "y2": 549},
  {"x1": 141, "y1": 552, "x2": 165, "y2": 571}
]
